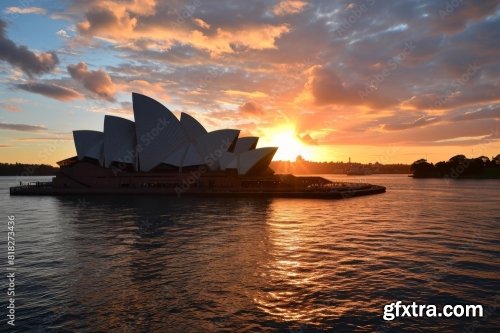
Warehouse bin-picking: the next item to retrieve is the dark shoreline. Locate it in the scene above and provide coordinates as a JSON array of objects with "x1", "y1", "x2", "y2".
[
  {"x1": 410, "y1": 175, "x2": 500, "y2": 179},
  {"x1": 0, "y1": 163, "x2": 59, "y2": 176}
]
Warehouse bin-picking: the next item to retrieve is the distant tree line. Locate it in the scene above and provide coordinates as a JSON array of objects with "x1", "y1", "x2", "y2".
[
  {"x1": 410, "y1": 154, "x2": 500, "y2": 178},
  {"x1": 0, "y1": 163, "x2": 59, "y2": 176},
  {"x1": 270, "y1": 156, "x2": 410, "y2": 174}
]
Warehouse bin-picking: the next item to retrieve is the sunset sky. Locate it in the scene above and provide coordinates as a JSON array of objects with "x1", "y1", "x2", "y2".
[{"x1": 0, "y1": 0, "x2": 499, "y2": 165}]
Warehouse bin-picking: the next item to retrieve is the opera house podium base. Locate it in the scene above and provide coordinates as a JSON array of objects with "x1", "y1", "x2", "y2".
[
  {"x1": 9, "y1": 178, "x2": 385, "y2": 199},
  {"x1": 10, "y1": 161, "x2": 385, "y2": 199}
]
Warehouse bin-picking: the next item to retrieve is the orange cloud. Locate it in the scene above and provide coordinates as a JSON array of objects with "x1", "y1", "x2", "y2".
[
  {"x1": 194, "y1": 18, "x2": 210, "y2": 30},
  {"x1": 239, "y1": 101, "x2": 264, "y2": 116},
  {"x1": 67, "y1": 62, "x2": 116, "y2": 101},
  {"x1": 179, "y1": 25, "x2": 290, "y2": 55},
  {"x1": 272, "y1": 0, "x2": 307, "y2": 16},
  {"x1": 75, "y1": 2, "x2": 290, "y2": 56},
  {"x1": 77, "y1": 7, "x2": 137, "y2": 40},
  {"x1": 76, "y1": 0, "x2": 156, "y2": 38},
  {"x1": 224, "y1": 90, "x2": 268, "y2": 99}
]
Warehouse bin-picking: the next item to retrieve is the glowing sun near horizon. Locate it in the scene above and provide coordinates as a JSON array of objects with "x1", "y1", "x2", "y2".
[{"x1": 262, "y1": 125, "x2": 312, "y2": 161}]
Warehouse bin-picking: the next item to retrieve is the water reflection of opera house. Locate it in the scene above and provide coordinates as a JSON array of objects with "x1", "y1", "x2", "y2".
[{"x1": 11, "y1": 93, "x2": 384, "y2": 198}]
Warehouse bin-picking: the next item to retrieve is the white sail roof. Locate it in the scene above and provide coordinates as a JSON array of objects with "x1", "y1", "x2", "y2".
[
  {"x1": 234, "y1": 137, "x2": 258, "y2": 154},
  {"x1": 182, "y1": 143, "x2": 205, "y2": 167},
  {"x1": 219, "y1": 152, "x2": 236, "y2": 171},
  {"x1": 163, "y1": 143, "x2": 188, "y2": 167},
  {"x1": 73, "y1": 130, "x2": 104, "y2": 166},
  {"x1": 180, "y1": 112, "x2": 207, "y2": 141},
  {"x1": 218, "y1": 147, "x2": 277, "y2": 175},
  {"x1": 103, "y1": 115, "x2": 137, "y2": 169},
  {"x1": 237, "y1": 147, "x2": 278, "y2": 175},
  {"x1": 195, "y1": 129, "x2": 240, "y2": 170},
  {"x1": 132, "y1": 92, "x2": 188, "y2": 171}
]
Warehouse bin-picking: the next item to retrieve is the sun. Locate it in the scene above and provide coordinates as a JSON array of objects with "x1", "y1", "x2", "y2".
[{"x1": 262, "y1": 125, "x2": 310, "y2": 161}]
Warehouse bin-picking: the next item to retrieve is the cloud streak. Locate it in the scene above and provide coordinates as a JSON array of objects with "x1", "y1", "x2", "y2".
[
  {"x1": 15, "y1": 82, "x2": 83, "y2": 101},
  {"x1": 3, "y1": 7, "x2": 47, "y2": 15},
  {"x1": 0, "y1": 122, "x2": 47, "y2": 132}
]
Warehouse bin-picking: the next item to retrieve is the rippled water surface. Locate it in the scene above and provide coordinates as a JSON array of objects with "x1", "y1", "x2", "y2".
[{"x1": 1, "y1": 175, "x2": 499, "y2": 332}]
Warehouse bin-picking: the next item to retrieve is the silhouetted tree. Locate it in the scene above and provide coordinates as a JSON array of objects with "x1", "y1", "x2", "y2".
[
  {"x1": 410, "y1": 153, "x2": 500, "y2": 178},
  {"x1": 493, "y1": 154, "x2": 500, "y2": 165},
  {"x1": 435, "y1": 161, "x2": 448, "y2": 177},
  {"x1": 449, "y1": 154, "x2": 467, "y2": 163},
  {"x1": 410, "y1": 159, "x2": 436, "y2": 177}
]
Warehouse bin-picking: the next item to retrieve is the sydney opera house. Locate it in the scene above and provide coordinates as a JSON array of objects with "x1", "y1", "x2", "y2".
[
  {"x1": 11, "y1": 93, "x2": 385, "y2": 198},
  {"x1": 67, "y1": 93, "x2": 278, "y2": 177}
]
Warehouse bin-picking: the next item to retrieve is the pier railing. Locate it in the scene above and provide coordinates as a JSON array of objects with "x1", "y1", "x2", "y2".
[{"x1": 9, "y1": 181, "x2": 52, "y2": 194}]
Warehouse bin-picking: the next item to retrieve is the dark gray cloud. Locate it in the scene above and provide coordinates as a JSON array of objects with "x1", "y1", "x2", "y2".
[
  {"x1": 452, "y1": 106, "x2": 500, "y2": 121},
  {"x1": 431, "y1": 0, "x2": 500, "y2": 34},
  {"x1": 0, "y1": 19, "x2": 59, "y2": 77},
  {"x1": 77, "y1": 6, "x2": 127, "y2": 35},
  {"x1": 16, "y1": 82, "x2": 83, "y2": 101}
]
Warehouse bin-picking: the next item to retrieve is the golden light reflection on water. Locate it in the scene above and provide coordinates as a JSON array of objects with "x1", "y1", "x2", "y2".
[{"x1": 253, "y1": 202, "x2": 342, "y2": 327}]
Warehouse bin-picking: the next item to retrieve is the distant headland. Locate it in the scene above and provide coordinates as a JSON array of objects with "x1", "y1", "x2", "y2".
[
  {"x1": 0, "y1": 163, "x2": 59, "y2": 176},
  {"x1": 271, "y1": 156, "x2": 410, "y2": 175},
  {"x1": 410, "y1": 154, "x2": 500, "y2": 179}
]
